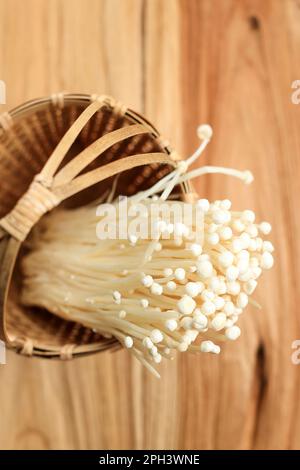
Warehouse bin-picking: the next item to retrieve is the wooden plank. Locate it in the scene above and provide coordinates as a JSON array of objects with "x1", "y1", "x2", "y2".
[
  {"x1": 179, "y1": 0, "x2": 300, "y2": 449},
  {"x1": 0, "y1": 0, "x2": 144, "y2": 450}
]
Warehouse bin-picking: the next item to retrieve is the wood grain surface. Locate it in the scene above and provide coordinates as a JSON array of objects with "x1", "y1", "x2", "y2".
[{"x1": 0, "y1": 0, "x2": 300, "y2": 450}]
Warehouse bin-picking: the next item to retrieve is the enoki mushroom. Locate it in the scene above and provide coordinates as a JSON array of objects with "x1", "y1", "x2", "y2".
[{"x1": 22, "y1": 125, "x2": 274, "y2": 377}]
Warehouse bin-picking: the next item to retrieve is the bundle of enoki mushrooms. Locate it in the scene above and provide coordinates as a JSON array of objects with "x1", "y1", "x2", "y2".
[{"x1": 22, "y1": 125, "x2": 274, "y2": 377}]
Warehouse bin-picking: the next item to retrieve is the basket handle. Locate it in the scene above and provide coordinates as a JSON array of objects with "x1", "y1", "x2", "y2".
[
  {"x1": 54, "y1": 152, "x2": 175, "y2": 200},
  {"x1": 53, "y1": 124, "x2": 150, "y2": 186},
  {"x1": 38, "y1": 99, "x2": 105, "y2": 186}
]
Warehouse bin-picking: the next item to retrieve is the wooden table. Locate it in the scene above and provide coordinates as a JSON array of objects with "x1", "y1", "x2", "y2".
[{"x1": 0, "y1": 0, "x2": 299, "y2": 450}]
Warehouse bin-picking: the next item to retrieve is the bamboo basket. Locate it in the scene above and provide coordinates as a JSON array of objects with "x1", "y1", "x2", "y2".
[{"x1": 0, "y1": 93, "x2": 193, "y2": 359}]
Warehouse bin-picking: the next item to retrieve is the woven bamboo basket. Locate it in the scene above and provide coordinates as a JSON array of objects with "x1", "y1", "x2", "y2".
[{"x1": 0, "y1": 93, "x2": 193, "y2": 360}]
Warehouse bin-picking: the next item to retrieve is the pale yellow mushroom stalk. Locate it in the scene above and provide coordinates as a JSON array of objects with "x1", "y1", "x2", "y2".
[{"x1": 21, "y1": 125, "x2": 274, "y2": 377}]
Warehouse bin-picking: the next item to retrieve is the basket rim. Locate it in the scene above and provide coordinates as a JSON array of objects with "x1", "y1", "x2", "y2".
[{"x1": 8, "y1": 92, "x2": 163, "y2": 137}]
